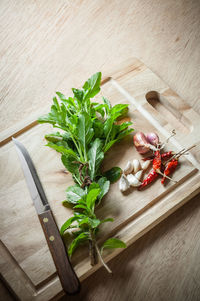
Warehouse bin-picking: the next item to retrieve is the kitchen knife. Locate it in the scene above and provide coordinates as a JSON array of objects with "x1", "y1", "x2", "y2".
[{"x1": 12, "y1": 137, "x2": 80, "y2": 295}]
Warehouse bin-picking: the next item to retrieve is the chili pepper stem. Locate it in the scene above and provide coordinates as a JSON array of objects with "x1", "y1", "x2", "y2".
[
  {"x1": 158, "y1": 130, "x2": 176, "y2": 150},
  {"x1": 164, "y1": 145, "x2": 196, "y2": 165},
  {"x1": 176, "y1": 145, "x2": 196, "y2": 159},
  {"x1": 155, "y1": 169, "x2": 178, "y2": 183}
]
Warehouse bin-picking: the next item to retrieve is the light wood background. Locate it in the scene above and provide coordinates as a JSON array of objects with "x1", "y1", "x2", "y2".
[{"x1": 0, "y1": 0, "x2": 200, "y2": 300}]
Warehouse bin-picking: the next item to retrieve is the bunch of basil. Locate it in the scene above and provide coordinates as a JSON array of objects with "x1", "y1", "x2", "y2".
[{"x1": 38, "y1": 72, "x2": 133, "y2": 273}]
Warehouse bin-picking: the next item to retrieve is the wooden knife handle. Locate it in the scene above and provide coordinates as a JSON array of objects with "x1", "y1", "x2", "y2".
[{"x1": 38, "y1": 210, "x2": 80, "y2": 295}]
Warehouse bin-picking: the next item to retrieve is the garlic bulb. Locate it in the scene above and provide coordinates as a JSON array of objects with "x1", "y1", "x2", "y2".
[
  {"x1": 132, "y1": 159, "x2": 141, "y2": 173},
  {"x1": 127, "y1": 174, "x2": 141, "y2": 187},
  {"x1": 141, "y1": 160, "x2": 151, "y2": 170},
  {"x1": 133, "y1": 132, "x2": 150, "y2": 154},
  {"x1": 124, "y1": 161, "x2": 133, "y2": 175},
  {"x1": 146, "y1": 132, "x2": 159, "y2": 146},
  {"x1": 119, "y1": 174, "x2": 130, "y2": 192},
  {"x1": 134, "y1": 170, "x2": 143, "y2": 181}
]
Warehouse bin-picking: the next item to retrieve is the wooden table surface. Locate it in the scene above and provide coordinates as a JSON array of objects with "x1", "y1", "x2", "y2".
[{"x1": 0, "y1": 0, "x2": 200, "y2": 300}]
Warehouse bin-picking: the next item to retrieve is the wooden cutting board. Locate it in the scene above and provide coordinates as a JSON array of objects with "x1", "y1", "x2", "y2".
[{"x1": 1, "y1": 58, "x2": 200, "y2": 301}]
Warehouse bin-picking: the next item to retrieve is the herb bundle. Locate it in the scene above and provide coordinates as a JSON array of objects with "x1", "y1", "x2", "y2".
[{"x1": 38, "y1": 72, "x2": 134, "y2": 273}]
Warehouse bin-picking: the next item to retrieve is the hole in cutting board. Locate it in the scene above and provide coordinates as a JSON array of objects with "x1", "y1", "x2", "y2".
[{"x1": 145, "y1": 91, "x2": 192, "y2": 134}]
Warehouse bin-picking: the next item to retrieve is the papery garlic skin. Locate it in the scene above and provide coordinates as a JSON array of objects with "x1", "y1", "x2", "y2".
[
  {"x1": 127, "y1": 174, "x2": 141, "y2": 187},
  {"x1": 119, "y1": 174, "x2": 130, "y2": 192},
  {"x1": 146, "y1": 132, "x2": 159, "y2": 146},
  {"x1": 133, "y1": 132, "x2": 150, "y2": 154},
  {"x1": 141, "y1": 160, "x2": 151, "y2": 170},
  {"x1": 132, "y1": 159, "x2": 141, "y2": 173},
  {"x1": 134, "y1": 170, "x2": 143, "y2": 181},
  {"x1": 124, "y1": 161, "x2": 133, "y2": 175}
]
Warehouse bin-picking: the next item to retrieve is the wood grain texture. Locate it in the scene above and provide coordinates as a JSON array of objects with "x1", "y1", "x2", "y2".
[
  {"x1": 0, "y1": 0, "x2": 200, "y2": 135},
  {"x1": 0, "y1": 280, "x2": 15, "y2": 301},
  {"x1": 1, "y1": 0, "x2": 200, "y2": 300}
]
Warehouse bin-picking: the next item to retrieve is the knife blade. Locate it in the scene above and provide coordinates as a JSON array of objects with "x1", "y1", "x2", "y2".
[{"x1": 12, "y1": 137, "x2": 80, "y2": 295}]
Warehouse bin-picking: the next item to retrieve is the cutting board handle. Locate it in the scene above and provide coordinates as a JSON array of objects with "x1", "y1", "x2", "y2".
[{"x1": 145, "y1": 89, "x2": 200, "y2": 146}]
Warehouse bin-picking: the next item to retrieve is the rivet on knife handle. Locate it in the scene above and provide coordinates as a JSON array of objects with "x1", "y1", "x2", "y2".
[{"x1": 39, "y1": 210, "x2": 80, "y2": 294}]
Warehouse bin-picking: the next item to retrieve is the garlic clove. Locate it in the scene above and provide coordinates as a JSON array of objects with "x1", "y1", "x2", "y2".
[
  {"x1": 134, "y1": 170, "x2": 143, "y2": 181},
  {"x1": 124, "y1": 161, "x2": 134, "y2": 175},
  {"x1": 119, "y1": 174, "x2": 130, "y2": 192},
  {"x1": 127, "y1": 174, "x2": 141, "y2": 187},
  {"x1": 132, "y1": 159, "x2": 141, "y2": 173},
  {"x1": 141, "y1": 160, "x2": 151, "y2": 170}
]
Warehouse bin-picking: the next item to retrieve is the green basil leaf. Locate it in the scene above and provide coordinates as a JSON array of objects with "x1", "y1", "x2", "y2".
[
  {"x1": 88, "y1": 182, "x2": 100, "y2": 191},
  {"x1": 93, "y1": 120, "x2": 104, "y2": 138},
  {"x1": 100, "y1": 218, "x2": 114, "y2": 224},
  {"x1": 38, "y1": 114, "x2": 56, "y2": 125},
  {"x1": 101, "y1": 238, "x2": 126, "y2": 253},
  {"x1": 103, "y1": 139, "x2": 118, "y2": 153},
  {"x1": 65, "y1": 97, "x2": 76, "y2": 109},
  {"x1": 62, "y1": 200, "x2": 74, "y2": 208},
  {"x1": 117, "y1": 121, "x2": 133, "y2": 132},
  {"x1": 56, "y1": 140, "x2": 71, "y2": 149},
  {"x1": 97, "y1": 177, "x2": 110, "y2": 201},
  {"x1": 72, "y1": 88, "x2": 84, "y2": 103},
  {"x1": 110, "y1": 122, "x2": 133, "y2": 141},
  {"x1": 83, "y1": 72, "x2": 101, "y2": 98},
  {"x1": 62, "y1": 132, "x2": 72, "y2": 141},
  {"x1": 86, "y1": 188, "x2": 100, "y2": 212},
  {"x1": 111, "y1": 104, "x2": 129, "y2": 120},
  {"x1": 92, "y1": 103, "x2": 105, "y2": 118},
  {"x1": 77, "y1": 112, "x2": 94, "y2": 152},
  {"x1": 66, "y1": 185, "x2": 85, "y2": 204},
  {"x1": 103, "y1": 116, "x2": 113, "y2": 137},
  {"x1": 61, "y1": 154, "x2": 79, "y2": 175},
  {"x1": 79, "y1": 217, "x2": 100, "y2": 229},
  {"x1": 56, "y1": 92, "x2": 76, "y2": 111},
  {"x1": 89, "y1": 218, "x2": 101, "y2": 228},
  {"x1": 48, "y1": 104, "x2": 64, "y2": 126},
  {"x1": 74, "y1": 212, "x2": 88, "y2": 219},
  {"x1": 104, "y1": 128, "x2": 134, "y2": 153},
  {"x1": 45, "y1": 132, "x2": 62, "y2": 143},
  {"x1": 46, "y1": 142, "x2": 79, "y2": 160},
  {"x1": 116, "y1": 107, "x2": 129, "y2": 120},
  {"x1": 88, "y1": 138, "x2": 104, "y2": 180},
  {"x1": 53, "y1": 97, "x2": 60, "y2": 110},
  {"x1": 102, "y1": 96, "x2": 112, "y2": 114},
  {"x1": 55, "y1": 92, "x2": 67, "y2": 102},
  {"x1": 117, "y1": 128, "x2": 134, "y2": 140},
  {"x1": 103, "y1": 167, "x2": 122, "y2": 183},
  {"x1": 68, "y1": 232, "x2": 89, "y2": 257},
  {"x1": 73, "y1": 204, "x2": 87, "y2": 210},
  {"x1": 71, "y1": 229, "x2": 84, "y2": 237},
  {"x1": 60, "y1": 216, "x2": 78, "y2": 236}
]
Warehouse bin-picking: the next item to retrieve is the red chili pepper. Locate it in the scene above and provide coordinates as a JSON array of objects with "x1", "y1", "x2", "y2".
[
  {"x1": 138, "y1": 168, "x2": 159, "y2": 190},
  {"x1": 152, "y1": 150, "x2": 161, "y2": 172},
  {"x1": 161, "y1": 151, "x2": 174, "y2": 160},
  {"x1": 143, "y1": 151, "x2": 174, "y2": 161},
  {"x1": 161, "y1": 159, "x2": 178, "y2": 184}
]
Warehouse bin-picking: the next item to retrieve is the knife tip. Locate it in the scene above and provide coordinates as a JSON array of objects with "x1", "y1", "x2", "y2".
[{"x1": 12, "y1": 137, "x2": 19, "y2": 146}]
